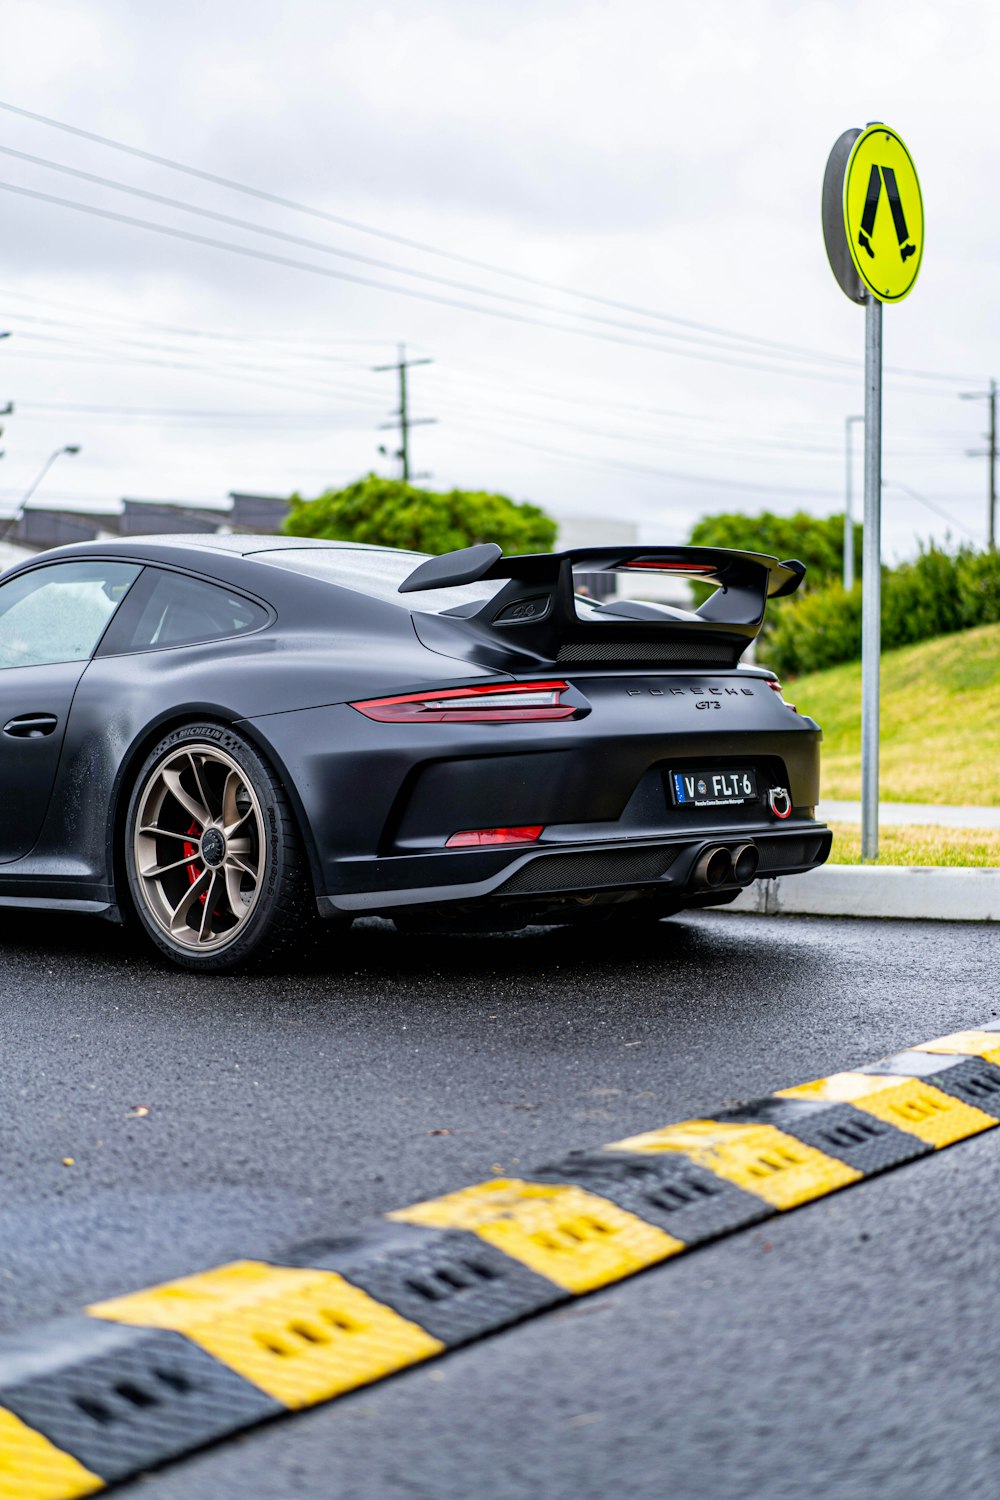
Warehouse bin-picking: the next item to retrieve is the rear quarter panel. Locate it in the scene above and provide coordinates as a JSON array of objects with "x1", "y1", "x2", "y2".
[{"x1": 8, "y1": 606, "x2": 501, "y2": 902}]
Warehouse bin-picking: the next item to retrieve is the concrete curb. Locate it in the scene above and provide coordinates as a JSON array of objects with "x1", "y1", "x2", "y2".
[{"x1": 729, "y1": 864, "x2": 1000, "y2": 921}]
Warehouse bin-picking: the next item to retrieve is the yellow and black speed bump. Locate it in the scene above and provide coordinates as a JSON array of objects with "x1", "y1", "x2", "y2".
[
  {"x1": 274, "y1": 1222, "x2": 563, "y2": 1347},
  {"x1": 527, "y1": 1149, "x2": 773, "y2": 1245},
  {"x1": 862, "y1": 1050, "x2": 1000, "y2": 1112},
  {"x1": 6, "y1": 1018, "x2": 1000, "y2": 1498},
  {"x1": 710, "y1": 1096, "x2": 932, "y2": 1175},
  {"x1": 0, "y1": 1316, "x2": 280, "y2": 1490}
]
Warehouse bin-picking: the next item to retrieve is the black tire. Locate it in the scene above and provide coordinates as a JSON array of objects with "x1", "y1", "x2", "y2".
[{"x1": 123, "y1": 721, "x2": 317, "y2": 973}]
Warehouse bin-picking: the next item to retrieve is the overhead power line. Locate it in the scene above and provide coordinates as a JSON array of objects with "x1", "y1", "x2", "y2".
[
  {"x1": 20, "y1": 400, "x2": 337, "y2": 417},
  {"x1": 422, "y1": 371, "x2": 972, "y2": 457},
  {"x1": 0, "y1": 144, "x2": 863, "y2": 370},
  {"x1": 0, "y1": 177, "x2": 971, "y2": 394},
  {"x1": 1, "y1": 286, "x2": 983, "y2": 450},
  {"x1": 882, "y1": 481, "x2": 983, "y2": 544},
  {"x1": 0, "y1": 98, "x2": 982, "y2": 387},
  {"x1": 0, "y1": 284, "x2": 392, "y2": 348},
  {"x1": 0, "y1": 299, "x2": 371, "y2": 366},
  {"x1": 9, "y1": 323, "x2": 386, "y2": 402},
  {"x1": 0, "y1": 98, "x2": 884, "y2": 365},
  {"x1": 1, "y1": 282, "x2": 983, "y2": 437},
  {"x1": 14, "y1": 389, "x2": 962, "y2": 468},
  {"x1": 0, "y1": 304, "x2": 977, "y2": 465},
  {"x1": 3, "y1": 306, "x2": 973, "y2": 462},
  {"x1": 445, "y1": 421, "x2": 846, "y2": 498},
  {"x1": 6, "y1": 333, "x2": 389, "y2": 404},
  {"x1": 0, "y1": 285, "x2": 974, "y2": 440},
  {"x1": 422, "y1": 350, "x2": 1000, "y2": 433}
]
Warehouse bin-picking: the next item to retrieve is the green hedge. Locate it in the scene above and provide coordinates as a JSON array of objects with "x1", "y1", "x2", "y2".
[{"x1": 763, "y1": 544, "x2": 1000, "y2": 677}]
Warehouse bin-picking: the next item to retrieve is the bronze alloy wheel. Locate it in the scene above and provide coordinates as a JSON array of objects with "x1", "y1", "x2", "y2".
[
  {"x1": 131, "y1": 740, "x2": 267, "y2": 952},
  {"x1": 125, "y1": 722, "x2": 319, "y2": 973}
]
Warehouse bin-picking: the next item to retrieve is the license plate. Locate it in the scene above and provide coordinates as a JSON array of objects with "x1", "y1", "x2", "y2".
[{"x1": 669, "y1": 767, "x2": 758, "y2": 808}]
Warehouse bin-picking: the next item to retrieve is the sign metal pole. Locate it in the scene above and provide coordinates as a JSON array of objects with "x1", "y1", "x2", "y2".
[
  {"x1": 861, "y1": 296, "x2": 882, "y2": 861},
  {"x1": 844, "y1": 414, "x2": 863, "y2": 591},
  {"x1": 822, "y1": 121, "x2": 921, "y2": 867}
]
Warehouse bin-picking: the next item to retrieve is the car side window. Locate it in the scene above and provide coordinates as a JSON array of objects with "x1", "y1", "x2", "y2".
[
  {"x1": 0, "y1": 560, "x2": 141, "y2": 670},
  {"x1": 111, "y1": 569, "x2": 268, "y2": 652}
]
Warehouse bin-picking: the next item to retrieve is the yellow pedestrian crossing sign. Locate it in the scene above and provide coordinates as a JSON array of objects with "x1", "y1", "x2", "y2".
[
  {"x1": 843, "y1": 124, "x2": 923, "y2": 302},
  {"x1": 820, "y1": 121, "x2": 922, "y2": 863}
]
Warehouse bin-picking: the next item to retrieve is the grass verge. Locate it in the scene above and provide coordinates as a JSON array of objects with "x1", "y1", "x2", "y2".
[
  {"x1": 827, "y1": 822, "x2": 1000, "y2": 868},
  {"x1": 784, "y1": 621, "x2": 1000, "y2": 804}
]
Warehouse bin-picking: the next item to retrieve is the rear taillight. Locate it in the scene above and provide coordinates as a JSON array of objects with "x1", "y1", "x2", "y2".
[
  {"x1": 350, "y1": 680, "x2": 575, "y2": 723},
  {"x1": 445, "y1": 825, "x2": 544, "y2": 848},
  {"x1": 768, "y1": 679, "x2": 798, "y2": 713}
]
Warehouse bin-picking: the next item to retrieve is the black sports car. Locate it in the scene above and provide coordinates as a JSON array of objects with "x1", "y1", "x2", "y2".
[{"x1": 0, "y1": 534, "x2": 830, "y2": 971}]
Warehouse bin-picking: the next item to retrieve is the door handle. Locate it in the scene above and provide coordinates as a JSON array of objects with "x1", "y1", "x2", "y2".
[{"x1": 3, "y1": 713, "x2": 58, "y2": 738}]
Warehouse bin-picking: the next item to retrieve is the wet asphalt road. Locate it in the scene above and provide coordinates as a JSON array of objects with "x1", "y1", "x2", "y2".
[{"x1": 1, "y1": 907, "x2": 998, "y2": 1498}]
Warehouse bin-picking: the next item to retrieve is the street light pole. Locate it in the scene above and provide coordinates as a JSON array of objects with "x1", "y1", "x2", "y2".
[
  {"x1": 844, "y1": 414, "x2": 864, "y2": 590},
  {"x1": 989, "y1": 379, "x2": 997, "y2": 551},
  {"x1": 1, "y1": 444, "x2": 81, "y2": 540}
]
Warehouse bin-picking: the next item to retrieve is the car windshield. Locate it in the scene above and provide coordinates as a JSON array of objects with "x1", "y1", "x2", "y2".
[{"x1": 258, "y1": 546, "x2": 507, "y2": 613}]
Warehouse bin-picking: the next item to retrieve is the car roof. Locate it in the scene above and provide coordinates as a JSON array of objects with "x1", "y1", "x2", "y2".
[
  {"x1": 30, "y1": 534, "x2": 419, "y2": 559},
  {"x1": 6, "y1": 535, "x2": 429, "y2": 572}
]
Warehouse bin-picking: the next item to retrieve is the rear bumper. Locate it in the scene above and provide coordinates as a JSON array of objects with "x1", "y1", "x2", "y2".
[
  {"x1": 315, "y1": 821, "x2": 832, "y2": 916},
  {"x1": 241, "y1": 672, "x2": 827, "y2": 917}
]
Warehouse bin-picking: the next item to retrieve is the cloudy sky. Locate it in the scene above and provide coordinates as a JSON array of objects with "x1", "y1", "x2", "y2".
[{"x1": 0, "y1": 0, "x2": 996, "y2": 558}]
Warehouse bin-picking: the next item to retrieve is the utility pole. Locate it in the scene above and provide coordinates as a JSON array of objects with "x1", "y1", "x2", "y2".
[
  {"x1": 844, "y1": 413, "x2": 864, "y2": 590},
  {"x1": 959, "y1": 379, "x2": 997, "y2": 549},
  {"x1": 372, "y1": 344, "x2": 436, "y2": 482}
]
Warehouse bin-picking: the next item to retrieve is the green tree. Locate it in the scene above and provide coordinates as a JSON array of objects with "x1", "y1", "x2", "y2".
[
  {"x1": 282, "y1": 474, "x2": 557, "y2": 555},
  {"x1": 686, "y1": 509, "x2": 861, "y2": 591}
]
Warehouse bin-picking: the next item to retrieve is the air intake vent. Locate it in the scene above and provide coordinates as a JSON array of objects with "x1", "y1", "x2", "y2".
[
  {"x1": 498, "y1": 845, "x2": 679, "y2": 895},
  {"x1": 556, "y1": 641, "x2": 737, "y2": 665}
]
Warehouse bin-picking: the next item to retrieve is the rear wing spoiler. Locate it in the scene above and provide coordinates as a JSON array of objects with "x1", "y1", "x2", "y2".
[{"x1": 399, "y1": 544, "x2": 806, "y2": 668}]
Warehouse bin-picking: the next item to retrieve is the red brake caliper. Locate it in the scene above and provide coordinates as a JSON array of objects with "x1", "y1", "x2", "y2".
[{"x1": 182, "y1": 821, "x2": 207, "y2": 904}]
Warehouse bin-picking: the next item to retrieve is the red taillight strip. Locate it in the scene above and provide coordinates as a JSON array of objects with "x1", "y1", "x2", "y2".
[
  {"x1": 445, "y1": 825, "x2": 544, "y2": 848},
  {"x1": 620, "y1": 560, "x2": 718, "y2": 574},
  {"x1": 350, "y1": 680, "x2": 575, "y2": 723}
]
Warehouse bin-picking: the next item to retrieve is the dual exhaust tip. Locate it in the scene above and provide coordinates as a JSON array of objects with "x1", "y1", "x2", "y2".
[{"x1": 692, "y1": 842, "x2": 759, "y2": 890}]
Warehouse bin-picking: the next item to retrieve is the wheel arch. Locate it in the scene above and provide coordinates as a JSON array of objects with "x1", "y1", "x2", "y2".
[{"x1": 107, "y1": 705, "x2": 324, "y2": 918}]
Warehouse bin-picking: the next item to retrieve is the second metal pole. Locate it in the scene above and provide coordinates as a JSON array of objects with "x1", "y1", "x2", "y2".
[
  {"x1": 844, "y1": 418, "x2": 854, "y2": 592},
  {"x1": 861, "y1": 295, "x2": 882, "y2": 862},
  {"x1": 989, "y1": 378, "x2": 996, "y2": 550}
]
